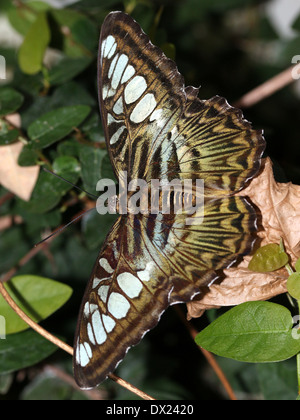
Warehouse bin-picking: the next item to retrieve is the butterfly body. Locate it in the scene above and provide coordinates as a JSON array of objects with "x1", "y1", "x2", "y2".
[{"x1": 73, "y1": 11, "x2": 265, "y2": 389}]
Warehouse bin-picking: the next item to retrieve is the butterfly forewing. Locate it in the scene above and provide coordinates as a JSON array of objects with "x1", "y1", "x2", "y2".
[
  {"x1": 74, "y1": 11, "x2": 265, "y2": 388},
  {"x1": 98, "y1": 13, "x2": 264, "y2": 190}
]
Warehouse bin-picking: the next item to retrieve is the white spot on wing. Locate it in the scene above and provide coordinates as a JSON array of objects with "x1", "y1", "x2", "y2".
[
  {"x1": 117, "y1": 272, "x2": 143, "y2": 298},
  {"x1": 89, "y1": 304, "x2": 98, "y2": 314},
  {"x1": 121, "y1": 64, "x2": 135, "y2": 84},
  {"x1": 99, "y1": 257, "x2": 114, "y2": 274},
  {"x1": 124, "y1": 75, "x2": 147, "y2": 104},
  {"x1": 83, "y1": 302, "x2": 90, "y2": 317},
  {"x1": 149, "y1": 108, "x2": 165, "y2": 128},
  {"x1": 92, "y1": 276, "x2": 108, "y2": 289},
  {"x1": 108, "y1": 54, "x2": 119, "y2": 79},
  {"x1": 102, "y1": 314, "x2": 116, "y2": 333},
  {"x1": 92, "y1": 310, "x2": 107, "y2": 345},
  {"x1": 130, "y1": 93, "x2": 157, "y2": 123},
  {"x1": 137, "y1": 261, "x2": 155, "y2": 282},
  {"x1": 102, "y1": 35, "x2": 116, "y2": 59},
  {"x1": 98, "y1": 285, "x2": 109, "y2": 303},
  {"x1": 107, "y1": 112, "x2": 118, "y2": 126},
  {"x1": 79, "y1": 343, "x2": 90, "y2": 367},
  {"x1": 107, "y1": 292, "x2": 130, "y2": 319},
  {"x1": 111, "y1": 54, "x2": 129, "y2": 89},
  {"x1": 87, "y1": 322, "x2": 96, "y2": 345},
  {"x1": 110, "y1": 125, "x2": 125, "y2": 145},
  {"x1": 113, "y1": 96, "x2": 123, "y2": 115}
]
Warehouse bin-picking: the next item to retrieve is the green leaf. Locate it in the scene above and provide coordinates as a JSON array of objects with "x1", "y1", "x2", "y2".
[
  {"x1": 81, "y1": 113, "x2": 105, "y2": 143},
  {"x1": 28, "y1": 105, "x2": 91, "y2": 149},
  {"x1": 0, "y1": 128, "x2": 19, "y2": 145},
  {"x1": 50, "y1": 9, "x2": 98, "y2": 55},
  {"x1": 17, "y1": 143, "x2": 39, "y2": 166},
  {"x1": 0, "y1": 329, "x2": 58, "y2": 375},
  {"x1": 79, "y1": 145, "x2": 107, "y2": 193},
  {"x1": 0, "y1": 88, "x2": 24, "y2": 117},
  {"x1": 256, "y1": 360, "x2": 298, "y2": 400},
  {"x1": 195, "y1": 301, "x2": 300, "y2": 363},
  {"x1": 295, "y1": 258, "x2": 300, "y2": 272},
  {"x1": 48, "y1": 56, "x2": 93, "y2": 86},
  {"x1": 248, "y1": 243, "x2": 289, "y2": 272},
  {"x1": 287, "y1": 272, "x2": 300, "y2": 300},
  {"x1": 7, "y1": 7, "x2": 37, "y2": 36},
  {"x1": 0, "y1": 275, "x2": 72, "y2": 334},
  {"x1": 52, "y1": 155, "x2": 80, "y2": 176},
  {"x1": 18, "y1": 12, "x2": 51, "y2": 75}
]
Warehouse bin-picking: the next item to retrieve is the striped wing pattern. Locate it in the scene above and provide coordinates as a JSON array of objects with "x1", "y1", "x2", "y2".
[{"x1": 73, "y1": 11, "x2": 265, "y2": 389}]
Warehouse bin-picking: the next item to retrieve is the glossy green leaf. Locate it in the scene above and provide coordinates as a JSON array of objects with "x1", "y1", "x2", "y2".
[
  {"x1": 195, "y1": 301, "x2": 300, "y2": 363},
  {"x1": 0, "y1": 330, "x2": 58, "y2": 375},
  {"x1": 18, "y1": 12, "x2": 51, "y2": 75},
  {"x1": 0, "y1": 88, "x2": 24, "y2": 117},
  {"x1": 248, "y1": 243, "x2": 289, "y2": 273},
  {"x1": 287, "y1": 272, "x2": 300, "y2": 300},
  {"x1": 0, "y1": 275, "x2": 72, "y2": 334},
  {"x1": 28, "y1": 105, "x2": 91, "y2": 149}
]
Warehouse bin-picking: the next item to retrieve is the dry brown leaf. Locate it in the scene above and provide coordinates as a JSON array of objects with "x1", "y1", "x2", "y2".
[
  {"x1": 0, "y1": 141, "x2": 39, "y2": 201},
  {"x1": 187, "y1": 157, "x2": 300, "y2": 319}
]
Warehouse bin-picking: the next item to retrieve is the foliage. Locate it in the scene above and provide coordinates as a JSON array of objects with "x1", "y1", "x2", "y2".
[{"x1": 0, "y1": 0, "x2": 300, "y2": 400}]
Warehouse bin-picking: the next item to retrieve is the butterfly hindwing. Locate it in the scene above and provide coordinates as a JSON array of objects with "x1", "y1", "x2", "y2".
[
  {"x1": 74, "y1": 195, "x2": 256, "y2": 388},
  {"x1": 73, "y1": 11, "x2": 265, "y2": 388}
]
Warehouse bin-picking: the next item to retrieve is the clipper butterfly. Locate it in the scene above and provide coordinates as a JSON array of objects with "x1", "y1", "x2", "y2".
[{"x1": 73, "y1": 11, "x2": 265, "y2": 389}]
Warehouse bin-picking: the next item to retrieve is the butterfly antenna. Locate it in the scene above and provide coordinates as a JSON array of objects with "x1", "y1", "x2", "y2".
[
  {"x1": 42, "y1": 167, "x2": 98, "y2": 200},
  {"x1": 35, "y1": 207, "x2": 95, "y2": 247}
]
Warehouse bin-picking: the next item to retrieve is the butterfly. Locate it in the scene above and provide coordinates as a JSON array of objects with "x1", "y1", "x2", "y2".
[{"x1": 73, "y1": 11, "x2": 265, "y2": 389}]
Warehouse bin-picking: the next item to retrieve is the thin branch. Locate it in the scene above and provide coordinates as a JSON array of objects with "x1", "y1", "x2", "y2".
[
  {"x1": 0, "y1": 282, "x2": 73, "y2": 355},
  {"x1": 234, "y1": 65, "x2": 299, "y2": 108},
  {"x1": 0, "y1": 281, "x2": 155, "y2": 400},
  {"x1": 175, "y1": 306, "x2": 237, "y2": 400}
]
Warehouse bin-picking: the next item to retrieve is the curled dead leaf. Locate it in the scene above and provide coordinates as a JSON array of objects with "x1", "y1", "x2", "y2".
[
  {"x1": 187, "y1": 157, "x2": 300, "y2": 319},
  {"x1": 0, "y1": 141, "x2": 39, "y2": 201}
]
